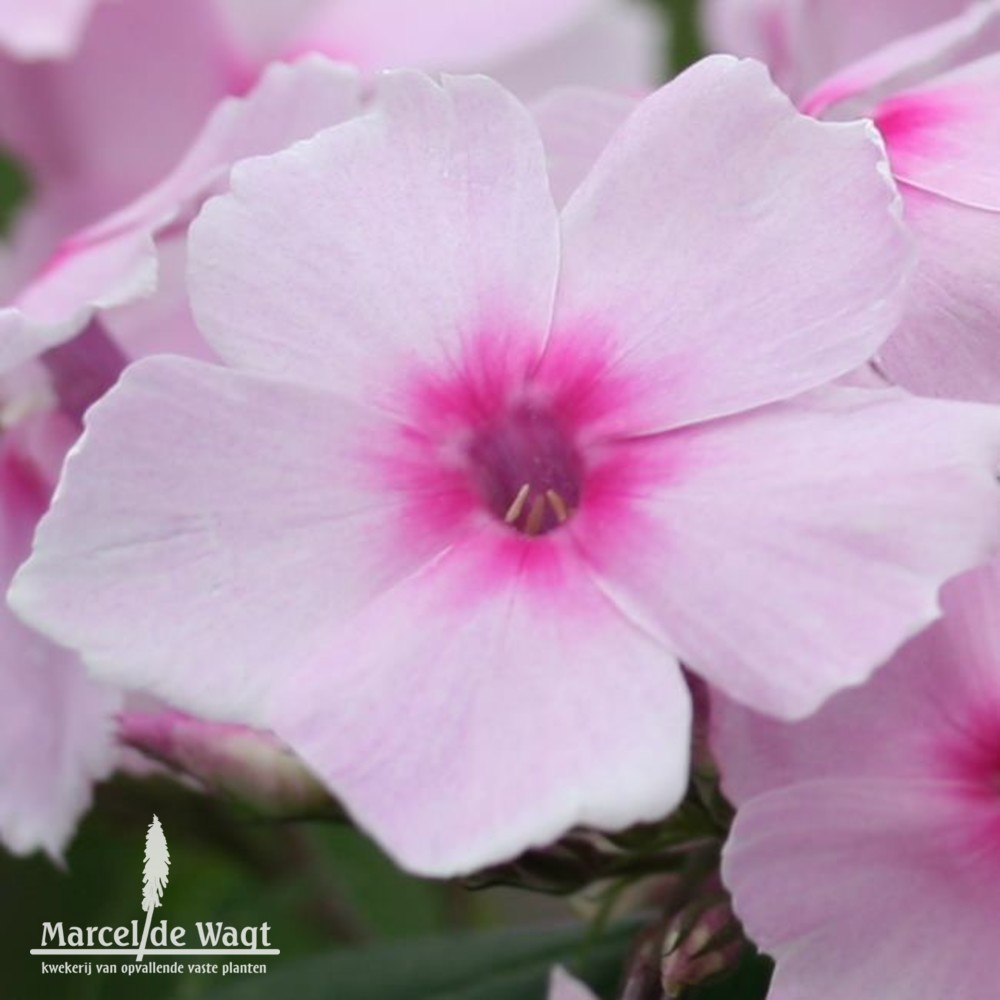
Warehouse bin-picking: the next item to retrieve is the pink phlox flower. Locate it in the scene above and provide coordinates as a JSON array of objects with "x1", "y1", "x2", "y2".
[
  {"x1": 12, "y1": 62, "x2": 1000, "y2": 875},
  {"x1": 715, "y1": 557, "x2": 1000, "y2": 1000}
]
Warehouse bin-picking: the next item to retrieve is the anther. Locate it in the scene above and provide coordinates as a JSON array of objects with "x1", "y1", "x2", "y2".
[
  {"x1": 545, "y1": 489, "x2": 569, "y2": 524},
  {"x1": 504, "y1": 483, "x2": 531, "y2": 525},
  {"x1": 467, "y1": 403, "x2": 582, "y2": 535},
  {"x1": 524, "y1": 494, "x2": 547, "y2": 536}
]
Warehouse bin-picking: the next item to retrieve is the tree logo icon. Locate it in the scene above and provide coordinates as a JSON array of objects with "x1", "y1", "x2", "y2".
[{"x1": 136, "y1": 814, "x2": 170, "y2": 962}]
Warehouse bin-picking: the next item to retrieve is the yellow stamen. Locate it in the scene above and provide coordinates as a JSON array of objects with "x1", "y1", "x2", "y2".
[
  {"x1": 504, "y1": 483, "x2": 531, "y2": 524},
  {"x1": 545, "y1": 489, "x2": 569, "y2": 524}
]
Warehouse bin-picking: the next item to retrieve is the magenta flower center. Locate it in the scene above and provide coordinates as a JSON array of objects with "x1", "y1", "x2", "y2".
[{"x1": 466, "y1": 401, "x2": 583, "y2": 536}]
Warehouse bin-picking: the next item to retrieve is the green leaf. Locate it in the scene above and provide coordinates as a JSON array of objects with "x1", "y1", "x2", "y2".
[
  {"x1": 201, "y1": 920, "x2": 640, "y2": 1000},
  {"x1": 655, "y1": 0, "x2": 706, "y2": 73},
  {"x1": 0, "y1": 149, "x2": 31, "y2": 236},
  {"x1": 308, "y1": 824, "x2": 455, "y2": 939}
]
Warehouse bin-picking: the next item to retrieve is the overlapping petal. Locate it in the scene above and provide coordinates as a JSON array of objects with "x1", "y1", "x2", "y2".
[
  {"x1": 705, "y1": 0, "x2": 970, "y2": 100},
  {"x1": 877, "y1": 185, "x2": 1000, "y2": 402},
  {"x1": 788, "y1": 3, "x2": 1000, "y2": 405},
  {"x1": 552, "y1": 56, "x2": 910, "y2": 435},
  {"x1": 801, "y1": 1, "x2": 1000, "y2": 118},
  {"x1": 723, "y1": 779, "x2": 999, "y2": 1000},
  {"x1": 531, "y1": 87, "x2": 637, "y2": 208},
  {"x1": 874, "y1": 55, "x2": 1000, "y2": 211},
  {"x1": 716, "y1": 561, "x2": 1000, "y2": 1000},
  {"x1": 713, "y1": 559, "x2": 1000, "y2": 800},
  {"x1": 188, "y1": 71, "x2": 560, "y2": 404},
  {"x1": 0, "y1": 56, "x2": 358, "y2": 374},
  {"x1": 12, "y1": 357, "x2": 461, "y2": 726},
  {"x1": 577, "y1": 386, "x2": 1000, "y2": 718}
]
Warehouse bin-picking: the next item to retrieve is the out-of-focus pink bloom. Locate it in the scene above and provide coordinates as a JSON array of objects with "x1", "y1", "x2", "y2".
[
  {"x1": 0, "y1": 401, "x2": 119, "y2": 858},
  {"x1": 119, "y1": 709, "x2": 335, "y2": 817},
  {"x1": 13, "y1": 62, "x2": 1000, "y2": 875},
  {"x1": 0, "y1": 57, "x2": 361, "y2": 374},
  {"x1": 0, "y1": 0, "x2": 101, "y2": 61},
  {"x1": 0, "y1": 0, "x2": 662, "y2": 222},
  {"x1": 703, "y1": 0, "x2": 969, "y2": 100},
  {"x1": 548, "y1": 967, "x2": 598, "y2": 1000},
  {"x1": 711, "y1": 1, "x2": 1000, "y2": 403},
  {"x1": 216, "y1": 0, "x2": 665, "y2": 97},
  {"x1": 0, "y1": 0, "x2": 663, "y2": 369},
  {"x1": 715, "y1": 559, "x2": 1000, "y2": 1000}
]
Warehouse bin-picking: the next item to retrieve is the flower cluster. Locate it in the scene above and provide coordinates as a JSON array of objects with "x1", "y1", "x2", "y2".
[{"x1": 3, "y1": 1, "x2": 1000, "y2": 998}]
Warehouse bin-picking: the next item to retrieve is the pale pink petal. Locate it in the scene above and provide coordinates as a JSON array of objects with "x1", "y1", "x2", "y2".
[
  {"x1": 531, "y1": 87, "x2": 637, "y2": 208},
  {"x1": 0, "y1": 201, "x2": 97, "y2": 373},
  {"x1": 552, "y1": 56, "x2": 910, "y2": 435},
  {"x1": 714, "y1": 559, "x2": 1000, "y2": 994},
  {"x1": 795, "y1": 0, "x2": 972, "y2": 86},
  {"x1": 711, "y1": 675, "x2": 937, "y2": 806},
  {"x1": 0, "y1": 414, "x2": 119, "y2": 858},
  {"x1": 0, "y1": 56, "x2": 357, "y2": 373},
  {"x1": 0, "y1": 309, "x2": 98, "y2": 382},
  {"x1": 10, "y1": 357, "x2": 466, "y2": 725},
  {"x1": 269, "y1": 530, "x2": 691, "y2": 875},
  {"x1": 801, "y1": 1, "x2": 1000, "y2": 118},
  {"x1": 188, "y1": 71, "x2": 560, "y2": 404},
  {"x1": 487, "y1": 0, "x2": 666, "y2": 99},
  {"x1": 104, "y1": 55, "x2": 359, "y2": 236},
  {"x1": 872, "y1": 55, "x2": 1000, "y2": 210},
  {"x1": 0, "y1": 622, "x2": 120, "y2": 858},
  {"x1": 17, "y1": 234, "x2": 157, "y2": 330},
  {"x1": 723, "y1": 780, "x2": 1000, "y2": 1000},
  {"x1": 548, "y1": 966, "x2": 599, "y2": 1000},
  {"x1": 0, "y1": 0, "x2": 97, "y2": 60},
  {"x1": 879, "y1": 184, "x2": 1000, "y2": 402},
  {"x1": 577, "y1": 386, "x2": 1000, "y2": 719},
  {"x1": 713, "y1": 558, "x2": 1000, "y2": 801}
]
